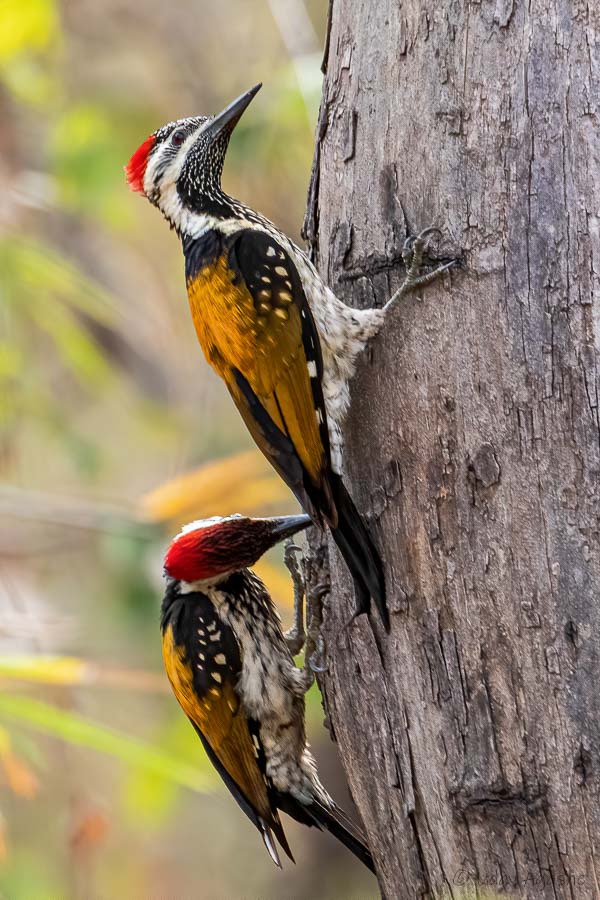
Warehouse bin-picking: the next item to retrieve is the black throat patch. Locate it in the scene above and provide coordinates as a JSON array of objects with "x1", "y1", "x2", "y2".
[{"x1": 182, "y1": 230, "x2": 224, "y2": 283}]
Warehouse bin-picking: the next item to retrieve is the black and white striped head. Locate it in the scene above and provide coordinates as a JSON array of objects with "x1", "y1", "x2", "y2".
[{"x1": 125, "y1": 84, "x2": 261, "y2": 235}]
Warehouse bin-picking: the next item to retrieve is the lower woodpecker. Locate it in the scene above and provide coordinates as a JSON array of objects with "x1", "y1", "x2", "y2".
[{"x1": 160, "y1": 513, "x2": 374, "y2": 871}]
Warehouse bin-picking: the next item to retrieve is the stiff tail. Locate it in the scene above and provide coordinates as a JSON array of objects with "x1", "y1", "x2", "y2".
[
  {"x1": 303, "y1": 798, "x2": 375, "y2": 873},
  {"x1": 329, "y1": 473, "x2": 389, "y2": 630}
]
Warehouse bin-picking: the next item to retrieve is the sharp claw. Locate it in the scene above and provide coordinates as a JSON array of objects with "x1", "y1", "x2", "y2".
[
  {"x1": 402, "y1": 238, "x2": 415, "y2": 261},
  {"x1": 308, "y1": 633, "x2": 327, "y2": 673},
  {"x1": 435, "y1": 259, "x2": 457, "y2": 274},
  {"x1": 309, "y1": 657, "x2": 327, "y2": 674},
  {"x1": 404, "y1": 225, "x2": 440, "y2": 255},
  {"x1": 416, "y1": 225, "x2": 442, "y2": 242}
]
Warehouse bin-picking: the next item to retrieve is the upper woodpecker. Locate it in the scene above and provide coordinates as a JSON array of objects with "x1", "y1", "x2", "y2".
[
  {"x1": 127, "y1": 84, "x2": 454, "y2": 631},
  {"x1": 161, "y1": 513, "x2": 374, "y2": 871}
]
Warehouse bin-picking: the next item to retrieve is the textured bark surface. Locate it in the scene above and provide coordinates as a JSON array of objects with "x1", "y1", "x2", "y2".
[{"x1": 305, "y1": 2, "x2": 600, "y2": 897}]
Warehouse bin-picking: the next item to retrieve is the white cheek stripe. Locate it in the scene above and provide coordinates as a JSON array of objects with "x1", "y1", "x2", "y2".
[{"x1": 144, "y1": 131, "x2": 190, "y2": 195}]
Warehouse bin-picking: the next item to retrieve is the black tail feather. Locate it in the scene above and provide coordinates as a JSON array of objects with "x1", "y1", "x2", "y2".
[
  {"x1": 329, "y1": 473, "x2": 389, "y2": 630},
  {"x1": 282, "y1": 800, "x2": 375, "y2": 872}
]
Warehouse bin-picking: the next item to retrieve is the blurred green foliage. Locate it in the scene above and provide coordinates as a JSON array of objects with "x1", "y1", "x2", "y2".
[
  {"x1": 51, "y1": 104, "x2": 136, "y2": 225},
  {"x1": 0, "y1": 692, "x2": 213, "y2": 792}
]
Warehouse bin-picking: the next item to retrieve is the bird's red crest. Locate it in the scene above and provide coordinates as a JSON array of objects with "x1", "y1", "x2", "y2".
[
  {"x1": 125, "y1": 134, "x2": 156, "y2": 194},
  {"x1": 164, "y1": 520, "x2": 261, "y2": 583},
  {"x1": 164, "y1": 527, "x2": 218, "y2": 582}
]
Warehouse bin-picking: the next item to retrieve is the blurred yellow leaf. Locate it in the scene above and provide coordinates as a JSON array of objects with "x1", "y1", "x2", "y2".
[
  {"x1": 141, "y1": 449, "x2": 292, "y2": 524},
  {"x1": 0, "y1": 656, "x2": 87, "y2": 686},
  {"x1": 0, "y1": 0, "x2": 59, "y2": 63},
  {"x1": 0, "y1": 656, "x2": 166, "y2": 692},
  {"x1": 0, "y1": 727, "x2": 10, "y2": 756},
  {"x1": 0, "y1": 344, "x2": 23, "y2": 380},
  {"x1": 1, "y1": 750, "x2": 39, "y2": 799}
]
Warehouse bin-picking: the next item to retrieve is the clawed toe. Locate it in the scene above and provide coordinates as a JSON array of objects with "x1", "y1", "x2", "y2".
[
  {"x1": 410, "y1": 225, "x2": 442, "y2": 245},
  {"x1": 404, "y1": 225, "x2": 442, "y2": 276},
  {"x1": 309, "y1": 656, "x2": 327, "y2": 674},
  {"x1": 283, "y1": 539, "x2": 307, "y2": 655},
  {"x1": 282, "y1": 543, "x2": 329, "y2": 682},
  {"x1": 285, "y1": 626, "x2": 305, "y2": 657},
  {"x1": 387, "y1": 224, "x2": 457, "y2": 309},
  {"x1": 308, "y1": 633, "x2": 327, "y2": 673},
  {"x1": 304, "y1": 582, "x2": 328, "y2": 678},
  {"x1": 402, "y1": 225, "x2": 441, "y2": 260}
]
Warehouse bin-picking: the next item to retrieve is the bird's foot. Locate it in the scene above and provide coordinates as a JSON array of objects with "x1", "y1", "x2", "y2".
[
  {"x1": 283, "y1": 540, "x2": 306, "y2": 657},
  {"x1": 386, "y1": 226, "x2": 457, "y2": 308},
  {"x1": 295, "y1": 582, "x2": 329, "y2": 693},
  {"x1": 283, "y1": 539, "x2": 328, "y2": 692},
  {"x1": 304, "y1": 581, "x2": 329, "y2": 678}
]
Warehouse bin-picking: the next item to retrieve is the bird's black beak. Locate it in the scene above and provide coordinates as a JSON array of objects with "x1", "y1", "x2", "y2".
[
  {"x1": 206, "y1": 83, "x2": 262, "y2": 141},
  {"x1": 270, "y1": 514, "x2": 312, "y2": 543}
]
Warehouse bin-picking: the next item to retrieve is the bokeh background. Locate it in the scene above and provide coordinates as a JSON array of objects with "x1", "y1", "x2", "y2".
[{"x1": 0, "y1": 1, "x2": 377, "y2": 897}]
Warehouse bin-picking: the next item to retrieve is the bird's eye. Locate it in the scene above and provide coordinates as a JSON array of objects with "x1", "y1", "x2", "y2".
[{"x1": 171, "y1": 129, "x2": 186, "y2": 148}]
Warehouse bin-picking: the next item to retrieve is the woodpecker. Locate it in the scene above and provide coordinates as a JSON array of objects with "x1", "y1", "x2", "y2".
[
  {"x1": 160, "y1": 513, "x2": 374, "y2": 872},
  {"x1": 127, "y1": 84, "x2": 455, "y2": 631}
]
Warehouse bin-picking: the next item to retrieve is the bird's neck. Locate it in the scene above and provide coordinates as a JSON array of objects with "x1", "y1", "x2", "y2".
[
  {"x1": 181, "y1": 569, "x2": 262, "y2": 605},
  {"x1": 176, "y1": 186, "x2": 274, "y2": 244}
]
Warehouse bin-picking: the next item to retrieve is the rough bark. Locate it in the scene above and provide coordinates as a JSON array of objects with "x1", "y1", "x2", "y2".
[{"x1": 304, "y1": 2, "x2": 600, "y2": 897}]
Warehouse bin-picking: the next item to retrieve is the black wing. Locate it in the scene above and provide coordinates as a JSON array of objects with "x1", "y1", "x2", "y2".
[{"x1": 227, "y1": 228, "x2": 337, "y2": 526}]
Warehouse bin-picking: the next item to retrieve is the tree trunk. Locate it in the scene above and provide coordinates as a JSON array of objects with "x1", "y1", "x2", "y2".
[{"x1": 304, "y1": 2, "x2": 600, "y2": 897}]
